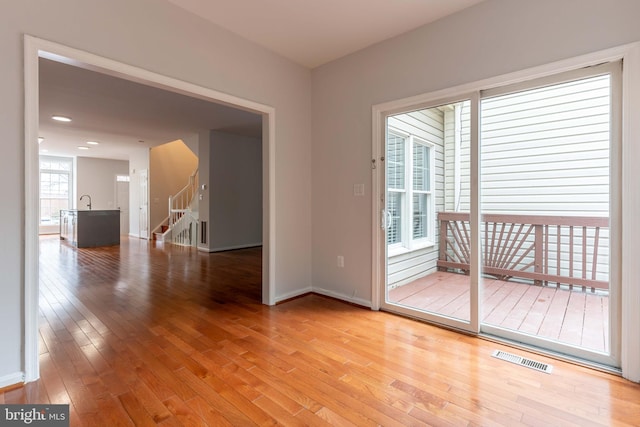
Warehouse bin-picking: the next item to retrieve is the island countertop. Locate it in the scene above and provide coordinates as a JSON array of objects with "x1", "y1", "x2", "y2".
[{"x1": 60, "y1": 209, "x2": 120, "y2": 248}]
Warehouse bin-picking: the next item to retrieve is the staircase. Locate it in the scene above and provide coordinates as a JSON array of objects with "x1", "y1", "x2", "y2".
[{"x1": 154, "y1": 169, "x2": 199, "y2": 247}]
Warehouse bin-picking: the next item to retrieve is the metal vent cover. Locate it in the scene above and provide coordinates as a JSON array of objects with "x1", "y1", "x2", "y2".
[{"x1": 491, "y1": 350, "x2": 553, "y2": 374}]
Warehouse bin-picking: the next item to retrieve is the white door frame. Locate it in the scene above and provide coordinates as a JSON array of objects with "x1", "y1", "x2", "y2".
[
  {"x1": 371, "y1": 42, "x2": 640, "y2": 381},
  {"x1": 24, "y1": 35, "x2": 277, "y2": 383}
]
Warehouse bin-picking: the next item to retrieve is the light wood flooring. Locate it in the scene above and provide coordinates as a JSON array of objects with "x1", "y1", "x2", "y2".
[
  {"x1": 389, "y1": 271, "x2": 609, "y2": 353},
  {"x1": 1, "y1": 235, "x2": 639, "y2": 426}
]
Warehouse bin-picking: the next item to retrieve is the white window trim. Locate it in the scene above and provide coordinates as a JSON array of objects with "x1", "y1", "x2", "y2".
[
  {"x1": 386, "y1": 128, "x2": 436, "y2": 257},
  {"x1": 372, "y1": 41, "x2": 640, "y2": 382}
]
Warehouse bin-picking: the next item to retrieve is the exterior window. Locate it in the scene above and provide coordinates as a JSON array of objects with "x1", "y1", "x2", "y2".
[
  {"x1": 40, "y1": 156, "x2": 72, "y2": 226},
  {"x1": 387, "y1": 131, "x2": 434, "y2": 250},
  {"x1": 412, "y1": 142, "x2": 430, "y2": 239}
]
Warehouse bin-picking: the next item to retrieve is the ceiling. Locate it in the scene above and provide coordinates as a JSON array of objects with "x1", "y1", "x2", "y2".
[
  {"x1": 167, "y1": 0, "x2": 485, "y2": 68},
  {"x1": 39, "y1": 58, "x2": 262, "y2": 161},
  {"x1": 39, "y1": 0, "x2": 483, "y2": 161}
]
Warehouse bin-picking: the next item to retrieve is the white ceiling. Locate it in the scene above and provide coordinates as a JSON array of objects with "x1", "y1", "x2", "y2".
[
  {"x1": 39, "y1": 58, "x2": 262, "y2": 160},
  {"x1": 39, "y1": 0, "x2": 483, "y2": 161},
  {"x1": 167, "y1": 0, "x2": 485, "y2": 68}
]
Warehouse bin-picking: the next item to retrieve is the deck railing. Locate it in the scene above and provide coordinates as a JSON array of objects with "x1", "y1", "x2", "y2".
[{"x1": 437, "y1": 212, "x2": 609, "y2": 291}]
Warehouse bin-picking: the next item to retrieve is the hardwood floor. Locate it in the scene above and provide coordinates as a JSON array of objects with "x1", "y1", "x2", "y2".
[
  {"x1": 389, "y1": 271, "x2": 609, "y2": 353},
  {"x1": 2, "y1": 235, "x2": 639, "y2": 426}
]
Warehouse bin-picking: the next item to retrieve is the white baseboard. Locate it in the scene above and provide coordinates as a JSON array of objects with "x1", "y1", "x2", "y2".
[
  {"x1": 273, "y1": 286, "x2": 372, "y2": 308},
  {"x1": 310, "y1": 287, "x2": 372, "y2": 309},
  {"x1": 0, "y1": 371, "x2": 24, "y2": 389},
  {"x1": 128, "y1": 233, "x2": 140, "y2": 238},
  {"x1": 200, "y1": 242, "x2": 262, "y2": 253},
  {"x1": 274, "y1": 286, "x2": 313, "y2": 303}
]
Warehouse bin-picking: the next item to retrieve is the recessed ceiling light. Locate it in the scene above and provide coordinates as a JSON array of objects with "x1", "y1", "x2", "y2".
[
  {"x1": 86, "y1": 141, "x2": 99, "y2": 145},
  {"x1": 38, "y1": 137, "x2": 44, "y2": 144},
  {"x1": 52, "y1": 115, "x2": 72, "y2": 122},
  {"x1": 77, "y1": 146, "x2": 90, "y2": 150}
]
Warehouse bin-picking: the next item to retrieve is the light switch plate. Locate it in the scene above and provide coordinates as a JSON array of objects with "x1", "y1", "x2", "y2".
[{"x1": 354, "y1": 183, "x2": 365, "y2": 196}]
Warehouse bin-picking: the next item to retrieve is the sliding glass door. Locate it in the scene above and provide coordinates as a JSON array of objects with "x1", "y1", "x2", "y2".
[
  {"x1": 380, "y1": 61, "x2": 620, "y2": 366},
  {"x1": 478, "y1": 64, "x2": 620, "y2": 363},
  {"x1": 384, "y1": 98, "x2": 475, "y2": 331}
]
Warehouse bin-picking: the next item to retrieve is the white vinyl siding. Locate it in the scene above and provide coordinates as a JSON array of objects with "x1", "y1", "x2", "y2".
[
  {"x1": 444, "y1": 101, "x2": 471, "y2": 212},
  {"x1": 480, "y1": 74, "x2": 610, "y2": 216}
]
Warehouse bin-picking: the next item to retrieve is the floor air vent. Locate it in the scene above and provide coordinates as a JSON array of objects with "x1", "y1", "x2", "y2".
[{"x1": 491, "y1": 350, "x2": 553, "y2": 374}]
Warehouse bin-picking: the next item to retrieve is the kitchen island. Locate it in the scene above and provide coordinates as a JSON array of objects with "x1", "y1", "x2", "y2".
[{"x1": 60, "y1": 209, "x2": 120, "y2": 248}]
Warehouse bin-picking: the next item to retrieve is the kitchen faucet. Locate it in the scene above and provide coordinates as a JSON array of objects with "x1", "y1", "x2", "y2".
[{"x1": 80, "y1": 194, "x2": 92, "y2": 210}]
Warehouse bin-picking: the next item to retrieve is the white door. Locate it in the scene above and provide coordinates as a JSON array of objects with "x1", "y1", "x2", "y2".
[
  {"x1": 139, "y1": 169, "x2": 149, "y2": 239},
  {"x1": 115, "y1": 176, "x2": 130, "y2": 235}
]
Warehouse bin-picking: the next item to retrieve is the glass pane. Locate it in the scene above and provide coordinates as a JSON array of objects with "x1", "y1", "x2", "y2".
[
  {"x1": 387, "y1": 100, "x2": 471, "y2": 324},
  {"x1": 413, "y1": 143, "x2": 430, "y2": 191},
  {"x1": 39, "y1": 156, "x2": 72, "y2": 227},
  {"x1": 40, "y1": 198, "x2": 69, "y2": 225},
  {"x1": 412, "y1": 193, "x2": 427, "y2": 239},
  {"x1": 387, "y1": 133, "x2": 405, "y2": 190},
  {"x1": 387, "y1": 192, "x2": 402, "y2": 245},
  {"x1": 480, "y1": 74, "x2": 611, "y2": 354}
]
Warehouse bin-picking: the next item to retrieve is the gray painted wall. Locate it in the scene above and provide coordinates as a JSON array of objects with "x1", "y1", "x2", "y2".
[
  {"x1": 209, "y1": 131, "x2": 262, "y2": 251},
  {"x1": 310, "y1": 0, "x2": 640, "y2": 302},
  {"x1": 76, "y1": 157, "x2": 129, "y2": 210}
]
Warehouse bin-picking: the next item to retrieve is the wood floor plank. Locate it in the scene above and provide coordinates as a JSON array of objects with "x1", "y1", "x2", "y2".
[
  {"x1": 3, "y1": 236, "x2": 638, "y2": 426},
  {"x1": 117, "y1": 391, "x2": 158, "y2": 427}
]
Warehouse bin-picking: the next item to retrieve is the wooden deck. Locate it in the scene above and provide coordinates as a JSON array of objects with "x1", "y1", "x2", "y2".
[{"x1": 389, "y1": 271, "x2": 609, "y2": 353}]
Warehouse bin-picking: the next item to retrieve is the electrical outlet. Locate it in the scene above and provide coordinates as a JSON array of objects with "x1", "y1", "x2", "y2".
[{"x1": 337, "y1": 255, "x2": 344, "y2": 268}]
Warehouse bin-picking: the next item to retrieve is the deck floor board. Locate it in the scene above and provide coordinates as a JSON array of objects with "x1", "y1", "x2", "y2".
[{"x1": 389, "y1": 271, "x2": 609, "y2": 353}]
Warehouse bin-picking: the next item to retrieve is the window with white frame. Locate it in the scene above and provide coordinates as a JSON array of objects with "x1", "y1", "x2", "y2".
[
  {"x1": 40, "y1": 156, "x2": 73, "y2": 225},
  {"x1": 387, "y1": 130, "x2": 434, "y2": 250}
]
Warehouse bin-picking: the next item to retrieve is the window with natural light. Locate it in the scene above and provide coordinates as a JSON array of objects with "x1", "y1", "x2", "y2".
[
  {"x1": 40, "y1": 156, "x2": 73, "y2": 226},
  {"x1": 387, "y1": 130, "x2": 434, "y2": 251}
]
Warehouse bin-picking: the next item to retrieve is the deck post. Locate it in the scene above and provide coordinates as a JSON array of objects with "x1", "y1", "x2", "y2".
[
  {"x1": 534, "y1": 224, "x2": 544, "y2": 286},
  {"x1": 438, "y1": 218, "x2": 448, "y2": 271}
]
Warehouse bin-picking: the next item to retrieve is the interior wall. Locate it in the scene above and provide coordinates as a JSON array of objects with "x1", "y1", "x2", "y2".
[
  {"x1": 208, "y1": 131, "x2": 262, "y2": 251},
  {"x1": 76, "y1": 157, "x2": 129, "y2": 210},
  {"x1": 310, "y1": 0, "x2": 640, "y2": 303},
  {"x1": 149, "y1": 139, "x2": 198, "y2": 232},
  {"x1": 2, "y1": 0, "x2": 311, "y2": 384},
  {"x1": 195, "y1": 130, "x2": 211, "y2": 250}
]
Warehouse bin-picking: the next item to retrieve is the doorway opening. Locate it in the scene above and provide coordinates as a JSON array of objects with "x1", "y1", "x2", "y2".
[{"x1": 24, "y1": 36, "x2": 276, "y2": 382}]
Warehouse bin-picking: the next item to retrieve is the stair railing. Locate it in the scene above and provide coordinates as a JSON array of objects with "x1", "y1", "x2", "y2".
[{"x1": 167, "y1": 169, "x2": 199, "y2": 246}]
